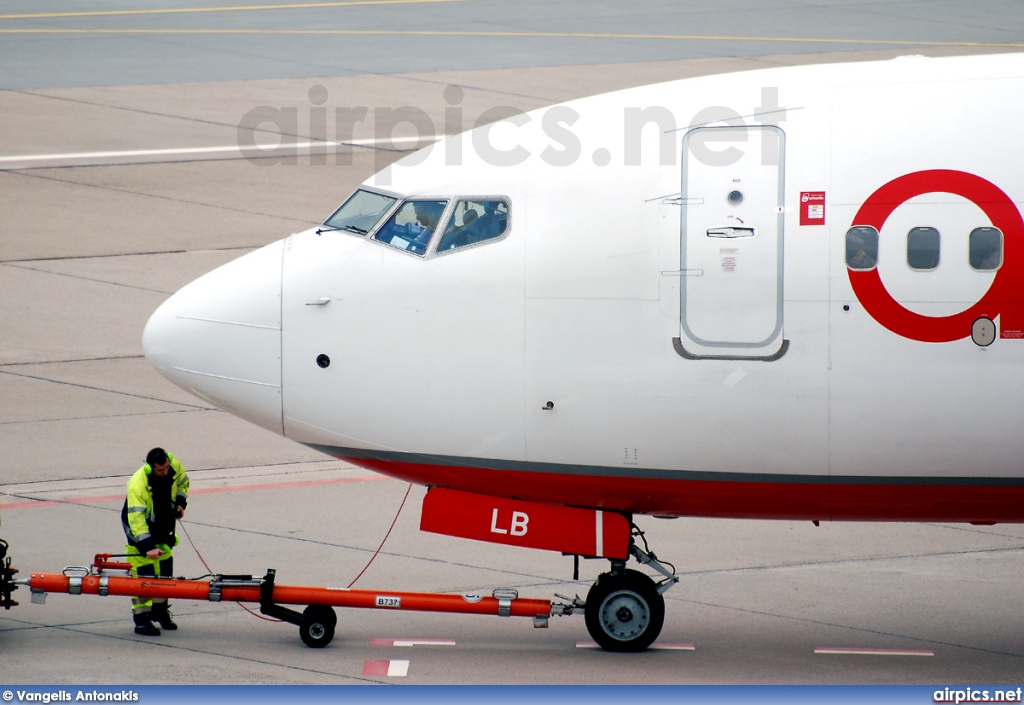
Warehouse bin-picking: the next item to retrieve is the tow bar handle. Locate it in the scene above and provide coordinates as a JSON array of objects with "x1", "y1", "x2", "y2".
[{"x1": 1, "y1": 553, "x2": 18, "y2": 609}]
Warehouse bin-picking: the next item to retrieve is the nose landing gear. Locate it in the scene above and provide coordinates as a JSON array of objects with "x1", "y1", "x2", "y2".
[{"x1": 583, "y1": 526, "x2": 678, "y2": 652}]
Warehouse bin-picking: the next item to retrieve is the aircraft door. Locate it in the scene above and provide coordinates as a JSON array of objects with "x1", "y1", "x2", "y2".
[{"x1": 677, "y1": 125, "x2": 786, "y2": 359}]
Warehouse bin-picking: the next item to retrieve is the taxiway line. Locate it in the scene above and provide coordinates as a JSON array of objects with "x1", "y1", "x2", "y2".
[
  {"x1": 0, "y1": 137, "x2": 441, "y2": 167},
  {"x1": 0, "y1": 28, "x2": 1020, "y2": 49},
  {"x1": 0, "y1": 0, "x2": 465, "y2": 20}
]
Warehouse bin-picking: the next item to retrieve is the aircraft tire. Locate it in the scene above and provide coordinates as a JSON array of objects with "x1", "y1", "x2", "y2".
[
  {"x1": 584, "y1": 569, "x2": 664, "y2": 652},
  {"x1": 300, "y1": 605, "x2": 337, "y2": 648}
]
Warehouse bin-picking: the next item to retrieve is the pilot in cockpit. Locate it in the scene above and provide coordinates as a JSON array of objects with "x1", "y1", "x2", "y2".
[
  {"x1": 374, "y1": 199, "x2": 446, "y2": 254},
  {"x1": 410, "y1": 201, "x2": 443, "y2": 250}
]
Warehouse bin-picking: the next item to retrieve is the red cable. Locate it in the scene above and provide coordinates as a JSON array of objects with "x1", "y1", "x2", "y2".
[
  {"x1": 178, "y1": 481, "x2": 413, "y2": 620},
  {"x1": 347, "y1": 483, "x2": 412, "y2": 588},
  {"x1": 179, "y1": 518, "x2": 281, "y2": 622}
]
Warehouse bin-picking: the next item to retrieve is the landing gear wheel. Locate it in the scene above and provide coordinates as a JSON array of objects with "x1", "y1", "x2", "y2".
[
  {"x1": 584, "y1": 569, "x2": 664, "y2": 652},
  {"x1": 299, "y1": 604, "x2": 337, "y2": 648}
]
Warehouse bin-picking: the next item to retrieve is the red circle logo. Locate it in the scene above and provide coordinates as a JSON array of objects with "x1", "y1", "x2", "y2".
[{"x1": 848, "y1": 170, "x2": 1024, "y2": 342}]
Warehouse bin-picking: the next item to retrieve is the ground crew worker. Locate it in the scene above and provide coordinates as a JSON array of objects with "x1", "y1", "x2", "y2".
[{"x1": 121, "y1": 447, "x2": 189, "y2": 636}]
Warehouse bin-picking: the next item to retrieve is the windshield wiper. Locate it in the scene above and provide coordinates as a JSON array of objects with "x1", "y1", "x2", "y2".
[{"x1": 316, "y1": 223, "x2": 368, "y2": 236}]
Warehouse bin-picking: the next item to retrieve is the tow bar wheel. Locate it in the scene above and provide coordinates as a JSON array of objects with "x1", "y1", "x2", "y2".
[
  {"x1": 584, "y1": 569, "x2": 664, "y2": 652},
  {"x1": 300, "y1": 605, "x2": 337, "y2": 648}
]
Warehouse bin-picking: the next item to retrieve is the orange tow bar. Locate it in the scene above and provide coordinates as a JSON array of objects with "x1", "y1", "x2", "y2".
[{"x1": 22, "y1": 556, "x2": 573, "y2": 647}]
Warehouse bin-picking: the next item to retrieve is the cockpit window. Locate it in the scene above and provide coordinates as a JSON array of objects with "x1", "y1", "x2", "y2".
[
  {"x1": 436, "y1": 199, "x2": 509, "y2": 253},
  {"x1": 323, "y1": 189, "x2": 398, "y2": 236},
  {"x1": 372, "y1": 200, "x2": 448, "y2": 256}
]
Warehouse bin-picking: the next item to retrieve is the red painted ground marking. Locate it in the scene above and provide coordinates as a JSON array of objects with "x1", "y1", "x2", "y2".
[
  {"x1": 362, "y1": 659, "x2": 409, "y2": 677},
  {"x1": 370, "y1": 638, "x2": 456, "y2": 647},
  {"x1": 0, "y1": 475, "x2": 387, "y2": 510}
]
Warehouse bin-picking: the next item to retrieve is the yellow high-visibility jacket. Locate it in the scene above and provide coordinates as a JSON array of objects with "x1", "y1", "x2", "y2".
[{"x1": 120, "y1": 453, "x2": 189, "y2": 555}]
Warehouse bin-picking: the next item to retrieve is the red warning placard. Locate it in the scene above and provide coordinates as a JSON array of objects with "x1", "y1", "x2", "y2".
[{"x1": 800, "y1": 191, "x2": 826, "y2": 226}]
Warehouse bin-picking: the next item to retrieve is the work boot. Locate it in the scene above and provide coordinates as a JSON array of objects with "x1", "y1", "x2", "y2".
[
  {"x1": 151, "y1": 603, "x2": 177, "y2": 631},
  {"x1": 133, "y1": 613, "x2": 160, "y2": 636}
]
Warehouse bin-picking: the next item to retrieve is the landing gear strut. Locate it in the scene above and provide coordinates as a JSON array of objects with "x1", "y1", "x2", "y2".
[{"x1": 583, "y1": 526, "x2": 678, "y2": 652}]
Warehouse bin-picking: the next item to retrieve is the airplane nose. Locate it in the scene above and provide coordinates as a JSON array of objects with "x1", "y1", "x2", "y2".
[{"x1": 143, "y1": 241, "x2": 284, "y2": 435}]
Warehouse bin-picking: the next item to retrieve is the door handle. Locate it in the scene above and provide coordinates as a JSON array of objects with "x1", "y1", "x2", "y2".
[{"x1": 707, "y1": 227, "x2": 756, "y2": 238}]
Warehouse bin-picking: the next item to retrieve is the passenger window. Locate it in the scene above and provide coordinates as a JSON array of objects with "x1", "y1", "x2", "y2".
[
  {"x1": 970, "y1": 227, "x2": 1002, "y2": 270},
  {"x1": 372, "y1": 200, "x2": 447, "y2": 255},
  {"x1": 436, "y1": 199, "x2": 509, "y2": 253},
  {"x1": 846, "y1": 226, "x2": 878, "y2": 270},
  {"x1": 907, "y1": 227, "x2": 940, "y2": 270},
  {"x1": 323, "y1": 189, "x2": 397, "y2": 236}
]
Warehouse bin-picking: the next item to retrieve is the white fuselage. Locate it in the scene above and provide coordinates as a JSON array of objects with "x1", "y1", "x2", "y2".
[{"x1": 144, "y1": 53, "x2": 1024, "y2": 523}]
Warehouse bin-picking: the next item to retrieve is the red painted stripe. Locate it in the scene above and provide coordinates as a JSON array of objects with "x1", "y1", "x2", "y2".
[
  {"x1": 362, "y1": 660, "x2": 391, "y2": 676},
  {"x1": 340, "y1": 456, "x2": 1024, "y2": 523},
  {"x1": 370, "y1": 638, "x2": 456, "y2": 647},
  {"x1": 191, "y1": 475, "x2": 388, "y2": 495},
  {"x1": 0, "y1": 475, "x2": 387, "y2": 511}
]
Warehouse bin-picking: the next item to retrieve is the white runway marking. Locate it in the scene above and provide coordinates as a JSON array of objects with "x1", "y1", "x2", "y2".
[
  {"x1": 362, "y1": 659, "x2": 410, "y2": 677},
  {"x1": 815, "y1": 647, "x2": 934, "y2": 656},
  {"x1": 576, "y1": 642, "x2": 695, "y2": 650},
  {"x1": 370, "y1": 638, "x2": 456, "y2": 647}
]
